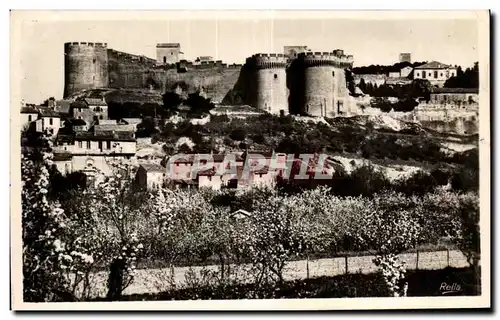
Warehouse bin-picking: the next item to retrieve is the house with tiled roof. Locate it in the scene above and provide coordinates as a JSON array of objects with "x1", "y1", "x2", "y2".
[
  {"x1": 118, "y1": 118, "x2": 142, "y2": 132},
  {"x1": 135, "y1": 163, "x2": 166, "y2": 190},
  {"x1": 54, "y1": 100, "x2": 72, "y2": 117},
  {"x1": 20, "y1": 105, "x2": 39, "y2": 129},
  {"x1": 70, "y1": 97, "x2": 108, "y2": 126},
  {"x1": 413, "y1": 61, "x2": 457, "y2": 87},
  {"x1": 52, "y1": 122, "x2": 137, "y2": 177}
]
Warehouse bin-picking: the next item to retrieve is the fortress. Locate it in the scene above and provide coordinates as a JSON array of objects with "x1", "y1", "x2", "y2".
[{"x1": 63, "y1": 42, "x2": 354, "y2": 117}]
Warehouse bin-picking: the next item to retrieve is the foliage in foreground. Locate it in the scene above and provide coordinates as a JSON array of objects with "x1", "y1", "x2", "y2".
[{"x1": 22, "y1": 135, "x2": 480, "y2": 301}]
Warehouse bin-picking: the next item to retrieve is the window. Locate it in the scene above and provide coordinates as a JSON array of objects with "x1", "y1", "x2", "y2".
[
  {"x1": 28, "y1": 115, "x2": 32, "y2": 122},
  {"x1": 274, "y1": 74, "x2": 278, "y2": 79},
  {"x1": 49, "y1": 118, "x2": 53, "y2": 125},
  {"x1": 440, "y1": 73, "x2": 443, "y2": 77},
  {"x1": 422, "y1": 72, "x2": 426, "y2": 79},
  {"x1": 86, "y1": 141, "x2": 91, "y2": 149},
  {"x1": 106, "y1": 141, "x2": 111, "y2": 149},
  {"x1": 78, "y1": 141, "x2": 82, "y2": 148},
  {"x1": 416, "y1": 72, "x2": 420, "y2": 77},
  {"x1": 428, "y1": 72, "x2": 432, "y2": 77},
  {"x1": 98, "y1": 141, "x2": 103, "y2": 151},
  {"x1": 171, "y1": 52, "x2": 173, "y2": 55},
  {"x1": 434, "y1": 71, "x2": 438, "y2": 78},
  {"x1": 163, "y1": 56, "x2": 166, "y2": 63},
  {"x1": 332, "y1": 71, "x2": 335, "y2": 77},
  {"x1": 93, "y1": 58, "x2": 96, "y2": 64},
  {"x1": 99, "y1": 115, "x2": 103, "y2": 120},
  {"x1": 93, "y1": 76, "x2": 95, "y2": 81}
]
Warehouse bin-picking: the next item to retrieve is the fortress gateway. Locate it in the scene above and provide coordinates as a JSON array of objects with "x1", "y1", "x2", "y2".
[{"x1": 64, "y1": 42, "x2": 354, "y2": 117}]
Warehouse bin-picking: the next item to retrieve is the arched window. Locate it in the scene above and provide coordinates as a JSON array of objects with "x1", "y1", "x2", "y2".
[
  {"x1": 163, "y1": 56, "x2": 167, "y2": 63},
  {"x1": 332, "y1": 71, "x2": 335, "y2": 77},
  {"x1": 274, "y1": 74, "x2": 278, "y2": 79},
  {"x1": 93, "y1": 58, "x2": 96, "y2": 64}
]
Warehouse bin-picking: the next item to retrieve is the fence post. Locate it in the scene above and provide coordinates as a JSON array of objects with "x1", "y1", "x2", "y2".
[
  {"x1": 345, "y1": 256, "x2": 348, "y2": 274},
  {"x1": 306, "y1": 255, "x2": 310, "y2": 280},
  {"x1": 447, "y1": 249, "x2": 450, "y2": 267},
  {"x1": 416, "y1": 250, "x2": 419, "y2": 270}
]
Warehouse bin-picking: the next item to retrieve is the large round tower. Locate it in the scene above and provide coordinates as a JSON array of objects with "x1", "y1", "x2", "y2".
[
  {"x1": 63, "y1": 42, "x2": 109, "y2": 98},
  {"x1": 299, "y1": 52, "x2": 336, "y2": 117},
  {"x1": 250, "y1": 53, "x2": 288, "y2": 115}
]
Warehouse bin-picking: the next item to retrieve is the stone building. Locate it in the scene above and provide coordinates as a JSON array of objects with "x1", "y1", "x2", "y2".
[
  {"x1": 53, "y1": 125, "x2": 136, "y2": 176},
  {"x1": 156, "y1": 43, "x2": 182, "y2": 65},
  {"x1": 399, "y1": 53, "x2": 412, "y2": 63},
  {"x1": 429, "y1": 87, "x2": 479, "y2": 105},
  {"x1": 70, "y1": 97, "x2": 108, "y2": 126},
  {"x1": 135, "y1": 163, "x2": 166, "y2": 190}
]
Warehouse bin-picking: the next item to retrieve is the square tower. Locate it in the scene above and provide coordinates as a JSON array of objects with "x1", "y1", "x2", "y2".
[
  {"x1": 399, "y1": 53, "x2": 411, "y2": 63},
  {"x1": 156, "y1": 43, "x2": 181, "y2": 65}
]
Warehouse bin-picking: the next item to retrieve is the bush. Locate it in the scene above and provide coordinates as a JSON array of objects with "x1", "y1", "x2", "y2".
[{"x1": 229, "y1": 128, "x2": 247, "y2": 141}]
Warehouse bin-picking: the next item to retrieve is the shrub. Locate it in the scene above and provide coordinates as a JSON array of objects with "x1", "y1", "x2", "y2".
[{"x1": 229, "y1": 128, "x2": 247, "y2": 141}]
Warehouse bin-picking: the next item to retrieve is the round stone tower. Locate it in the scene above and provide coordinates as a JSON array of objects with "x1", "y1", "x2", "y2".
[
  {"x1": 298, "y1": 52, "x2": 336, "y2": 117},
  {"x1": 296, "y1": 51, "x2": 354, "y2": 117},
  {"x1": 64, "y1": 42, "x2": 109, "y2": 98},
  {"x1": 250, "y1": 53, "x2": 288, "y2": 115}
]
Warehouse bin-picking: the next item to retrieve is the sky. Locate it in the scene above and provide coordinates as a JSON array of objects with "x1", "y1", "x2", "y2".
[{"x1": 14, "y1": 12, "x2": 480, "y2": 104}]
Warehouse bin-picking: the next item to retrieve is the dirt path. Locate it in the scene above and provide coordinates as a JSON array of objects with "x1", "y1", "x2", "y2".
[{"x1": 80, "y1": 250, "x2": 470, "y2": 298}]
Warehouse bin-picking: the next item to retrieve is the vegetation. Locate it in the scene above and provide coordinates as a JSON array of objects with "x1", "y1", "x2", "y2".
[
  {"x1": 444, "y1": 62, "x2": 479, "y2": 89},
  {"x1": 352, "y1": 61, "x2": 426, "y2": 75},
  {"x1": 22, "y1": 134, "x2": 480, "y2": 301}
]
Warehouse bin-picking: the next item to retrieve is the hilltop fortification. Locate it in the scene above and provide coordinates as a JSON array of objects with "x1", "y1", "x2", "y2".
[{"x1": 63, "y1": 42, "x2": 354, "y2": 116}]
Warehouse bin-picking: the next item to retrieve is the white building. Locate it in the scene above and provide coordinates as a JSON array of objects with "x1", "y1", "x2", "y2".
[
  {"x1": 135, "y1": 163, "x2": 166, "y2": 190},
  {"x1": 53, "y1": 129, "x2": 137, "y2": 176},
  {"x1": 36, "y1": 107, "x2": 61, "y2": 136},
  {"x1": 413, "y1": 61, "x2": 457, "y2": 87},
  {"x1": 20, "y1": 106, "x2": 39, "y2": 130}
]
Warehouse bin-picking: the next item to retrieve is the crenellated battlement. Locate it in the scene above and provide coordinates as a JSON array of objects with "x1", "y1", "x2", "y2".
[
  {"x1": 298, "y1": 51, "x2": 353, "y2": 68},
  {"x1": 64, "y1": 42, "x2": 108, "y2": 48},
  {"x1": 249, "y1": 53, "x2": 287, "y2": 69}
]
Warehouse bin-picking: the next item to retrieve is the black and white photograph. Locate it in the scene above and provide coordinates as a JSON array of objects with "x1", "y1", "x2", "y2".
[{"x1": 9, "y1": 10, "x2": 490, "y2": 311}]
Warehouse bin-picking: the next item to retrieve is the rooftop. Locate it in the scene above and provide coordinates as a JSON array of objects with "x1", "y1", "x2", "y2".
[
  {"x1": 21, "y1": 106, "x2": 39, "y2": 114},
  {"x1": 414, "y1": 61, "x2": 454, "y2": 70},
  {"x1": 67, "y1": 118, "x2": 87, "y2": 126},
  {"x1": 140, "y1": 163, "x2": 165, "y2": 173},
  {"x1": 120, "y1": 118, "x2": 143, "y2": 125},
  {"x1": 75, "y1": 131, "x2": 135, "y2": 142},
  {"x1": 55, "y1": 100, "x2": 72, "y2": 114},
  {"x1": 84, "y1": 98, "x2": 108, "y2": 106},
  {"x1": 94, "y1": 124, "x2": 135, "y2": 133},
  {"x1": 431, "y1": 87, "x2": 479, "y2": 94},
  {"x1": 38, "y1": 107, "x2": 61, "y2": 118}
]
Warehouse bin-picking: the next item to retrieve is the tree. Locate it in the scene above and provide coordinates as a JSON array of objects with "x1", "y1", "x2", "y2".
[
  {"x1": 65, "y1": 159, "x2": 147, "y2": 301},
  {"x1": 359, "y1": 192, "x2": 422, "y2": 297},
  {"x1": 444, "y1": 62, "x2": 479, "y2": 88},
  {"x1": 22, "y1": 130, "x2": 76, "y2": 301},
  {"x1": 229, "y1": 128, "x2": 247, "y2": 141},
  {"x1": 136, "y1": 116, "x2": 158, "y2": 138}
]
